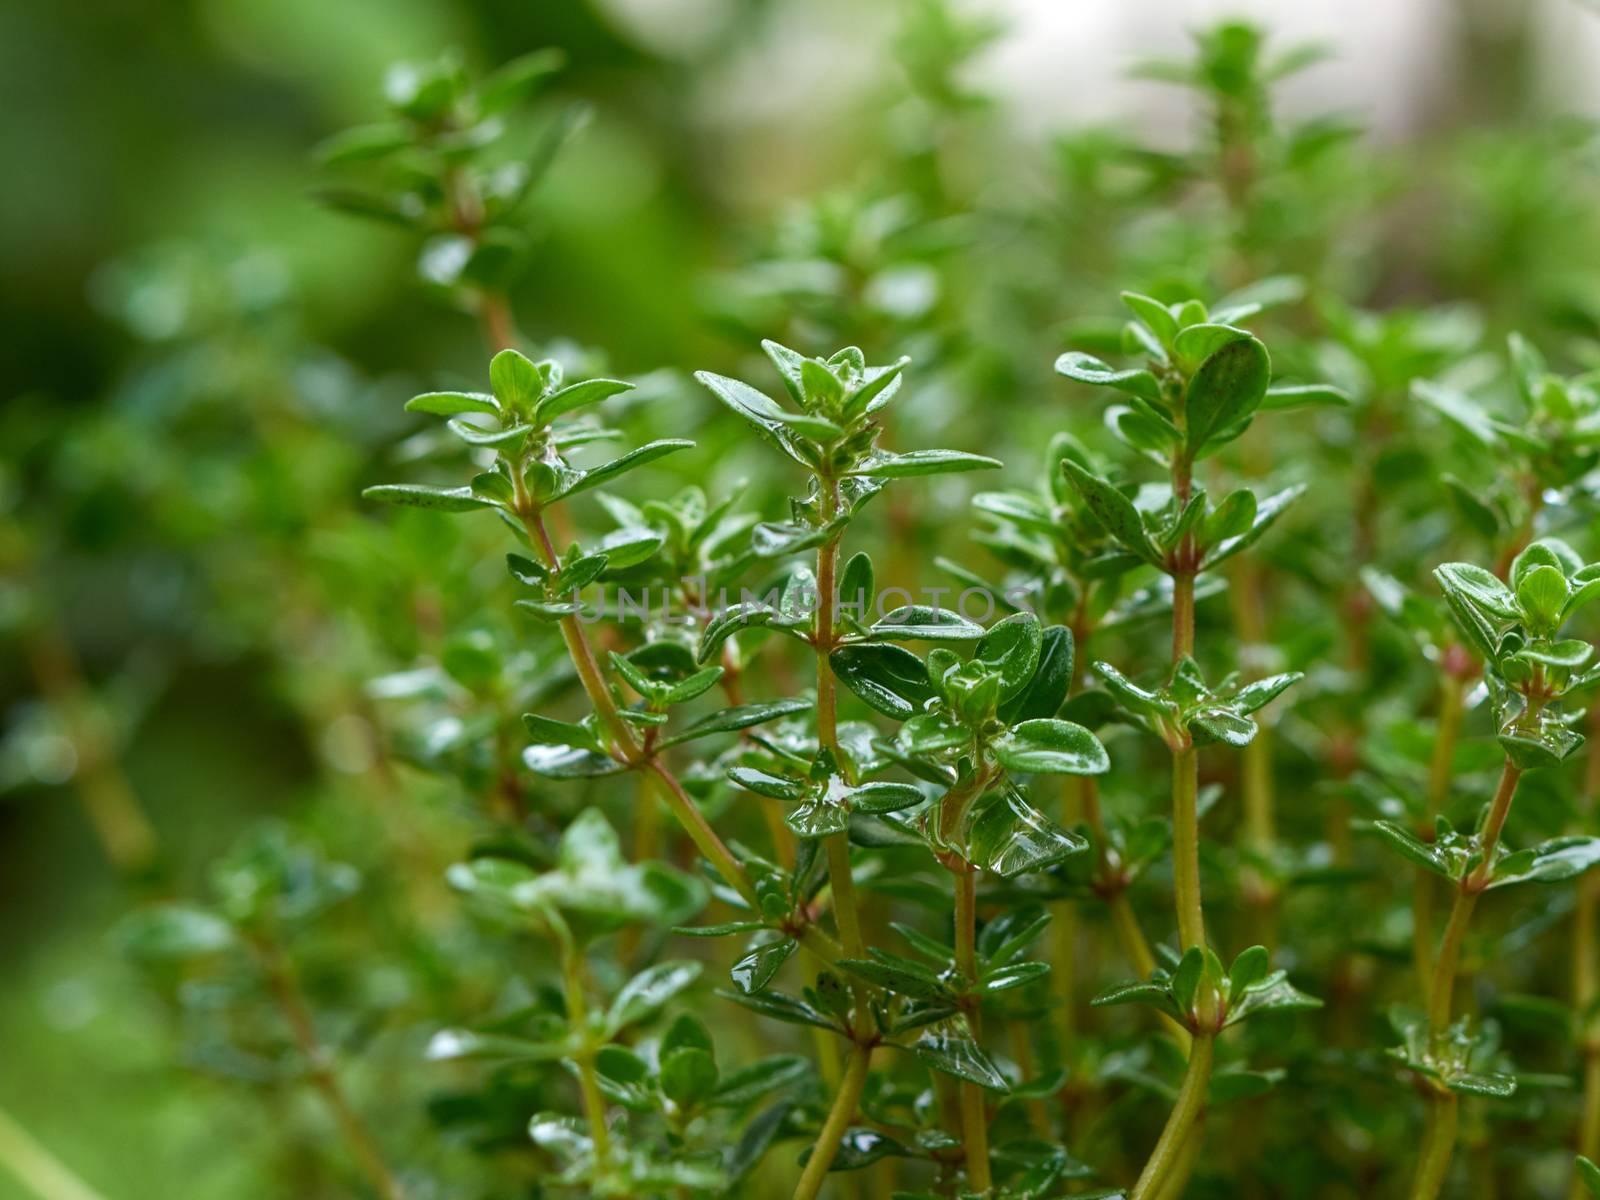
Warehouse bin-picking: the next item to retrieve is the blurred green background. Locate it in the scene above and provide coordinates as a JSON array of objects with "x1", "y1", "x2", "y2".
[{"x1": 6, "y1": 0, "x2": 1600, "y2": 1196}]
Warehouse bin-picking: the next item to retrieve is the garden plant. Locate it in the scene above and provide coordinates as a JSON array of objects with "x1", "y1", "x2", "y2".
[{"x1": 11, "y1": 5, "x2": 1600, "y2": 1200}]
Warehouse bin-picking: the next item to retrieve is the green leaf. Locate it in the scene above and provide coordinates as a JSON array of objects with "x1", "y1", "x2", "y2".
[
  {"x1": 311, "y1": 186, "x2": 422, "y2": 227},
  {"x1": 427, "y1": 1026, "x2": 576, "y2": 1065},
  {"x1": 659, "y1": 698, "x2": 813, "y2": 747},
  {"x1": 1055, "y1": 351, "x2": 1161, "y2": 401},
  {"x1": 1490, "y1": 836, "x2": 1600, "y2": 887},
  {"x1": 1203, "y1": 484, "x2": 1304, "y2": 568},
  {"x1": 845, "y1": 781, "x2": 926, "y2": 814},
  {"x1": 115, "y1": 905, "x2": 237, "y2": 962},
  {"x1": 715, "y1": 988, "x2": 839, "y2": 1031},
  {"x1": 825, "y1": 649, "x2": 934, "y2": 723},
  {"x1": 1121, "y1": 291, "x2": 1179, "y2": 347},
  {"x1": 712, "y1": 1055, "x2": 810, "y2": 1108},
  {"x1": 1223, "y1": 971, "x2": 1323, "y2": 1027},
  {"x1": 730, "y1": 937, "x2": 798, "y2": 994},
  {"x1": 1188, "y1": 707, "x2": 1256, "y2": 747},
  {"x1": 1517, "y1": 565, "x2": 1570, "y2": 631},
  {"x1": 1171, "y1": 946, "x2": 1205, "y2": 1017},
  {"x1": 727, "y1": 766, "x2": 806, "y2": 801},
  {"x1": 1575, "y1": 1157, "x2": 1600, "y2": 1198},
  {"x1": 844, "y1": 358, "x2": 910, "y2": 419},
  {"x1": 1059, "y1": 461, "x2": 1159, "y2": 564},
  {"x1": 838, "y1": 950, "x2": 952, "y2": 1000},
  {"x1": 968, "y1": 786, "x2": 1090, "y2": 877},
  {"x1": 662, "y1": 666, "x2": 726, "y2": 706},
  {"x1": 673, "y1": 921, "x2": 765, "y2": 939},
  {"x1": 697, "y1": 603, "x2": 777, "y2": 664},
  {"x1": 913, "y1": 1020, "x2": 1010, "y2": 1090},
  {"x1": 1172, "y1": 322, "x2": 1250, "y2": 375},
  {"x1": 608, "y1": 960, "x2": 703, "y2": 1031},
  {"x1": 660, "y1": 1046, "x2": 719, "y2": 1107},
  {"x1": 490, "y1": 348, "x2": 547, "y2": 415},
  {"x1": 522, "y1": 712, "x2": 599, "y2": 751},
  {"x1": 536, "y1": 378, "x2": 633, "y2": 424},
  {"x1": 555, "y1": 439, "x2": 695, "y2": 499},
  {"x1": 523, "y1": 744, "x2": 628, "y2": 778},
  {"x1": 868, "y1": 607, "x2": 986, "y2": 641},
  {"x1": 696, "y1": 372, "x2": 809, "y2": 465},
  {"x1": 1231, "y1": 672, "x2": 1302, "y2": 715},
  {"x1": 1447, "y1": 1072, "x2": 1516, "y2": 1098},
  {"x1": 1498, "y1": 718, "x2": 1585, "y2": 769},
  {"x1": 974, "y1": 613, "x2": 1043, "y2": 702},
  {"x1": 1226, "y1": 945, "x2": 1270, "y2": 1003},
  {"x1": 998, "y1": 625, "x2": 1074, "y2": 725},
  {"x1": 405, "y1": 390, "x2": 500, "y2": 417},
  {"x1": 1090, "y1": 978, "x2": 1182, "y2": 1023},
  {"x1": 837, "y1": 551, "x2": 875, "y2": 619},
  {"x1": 1184, "y1": 334, "x2": 1271, "y2": 453},
  {"x1": 313, "y1": 121, "x2": 412, "y2": 165},
  {"x1": 1201, "y1": 489, "x2": 1256, "y2": 548},
  {"x1": 1436, "y1": 562, "x2": 1518, "y2": 619},
  {"x1": 1370, "y1": 821, "x2": 1459, "y2": 880},
  {"x1": 786, "y1": 796, "x2": 850, "y2": 838},
  {"x1": 479, "y1": 47, "x2": 564, "y2": 112},
  {"x1": 363, "y1": 484, "x2": 494, "y2": 512},
  {"x1": 850, "y1": 449, "x2": 1003, "y2": 478},
  {"x1": 1260, "y1": 382, "x2": 1350, "y2": 411},
  {"x1": 992, "y1": 719, "x2": 1109, "y2": 776}
]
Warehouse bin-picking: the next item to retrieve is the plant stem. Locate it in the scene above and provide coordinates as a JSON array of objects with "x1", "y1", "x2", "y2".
[
  {"x1": 1409, "y1": 1093, "x2": 1459, "y2": 1200},
  {"x1": 1152, "y1": 1111, "x2": 1205, "y2": 1200},
  {"x1": 953, "y1": 866, "x2": 993, "y2": 1192},
  {"x1": 1171, "y1": 746, "x2": 1205, "y2": 954},
  {"x1": 1409, "y1": 760, "x2": 1522, "y2": 1200},
  {"x1": 792, "y1": 1043, "x2": 873, "y2": 1200},
  {"x1": 1425, "y1": 760, "x2": 1522, "y2": 1033},
  {"x1": 0, "y1": 1105, "x2": 108, "y2": 1200},
  {"x1": 514, "y1": 502, "x2": 770, "y2": 917},
  {"x1": 1130, "y1": 1032, "x2": 1214, "y2": 1200},
  {"x1": 256, "y1": 935, "x2": 404, "y2": 1200},
  {"x1": 1171, "y1": 574, "x2": 1195, "y2": 663},
  {"x1": 812, "y1": 476, "x2": 868, "y2": 965},
  {"x1": 23, "y1": 616, "x2": 158, "y2": 875},
  {"x1": 1110, "y1": 892, "x2": 1158, "y2": 980},
  {"x1": 1414, "y1": 671, "x2": 1467, "y2": 1001},
  {"x1": 558, "y1": 935, "x2": 611, "y2": 1168},
  {"x1": 1426, "y1": 886, "x2": 1479, "y2": 1034}
]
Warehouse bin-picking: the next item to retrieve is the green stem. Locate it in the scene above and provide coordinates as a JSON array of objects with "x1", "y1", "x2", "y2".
[
  {"x1": 953, "y1": 866, "x2": 992, "y2": 1192},
  {"x1": 1171, "y1": 746, "x2": 1205, "y2": 954},
  {"x1": 256, "y1": 935, "x2": 404, "y2": 1200},
  {"x1": 1409, "y1": 1093, "x2": 1459, "y2": 1200},
  {"x1": 1151, "y1": 1110, "x2": 1205, "y2": 1200},
  {"x1": 792, "y1": 1043, "x2": 873, "y2": 1200},
  {"x1": 558, "y1": 935, "x2": 611, "y2": 1168},
  {"x1": 812, "y1": 476, "x2": 868, "y2": 967},
  {"x1": 1409, "y1": 760, "x2": 1522, "y2": 1199},
  {"x1": 826, "y1": 833, "x2": 864, "y2": 960},
  {"x1": 1426, "y1": 886, "x2": 1479, "y2": 1035},
  {"x1": 23, "y1": 616, "x2": 158, "y2": 875},
  {"x1": 515, "y1": 502, "x2": 771, "y2": 917},
  {"x1": 1130, "y1": 1032, "x2": 1214, "y2": 1200},
  {"x1": 1415, "y1": 672, "x2": 1467, "y2": 1003},
  {"x1": 1425, "y1": 759, "x2": 1520, "y2": 1034},
  {"x1": 1171, "y1": 573, "x2": 1195, "y2": 663}
]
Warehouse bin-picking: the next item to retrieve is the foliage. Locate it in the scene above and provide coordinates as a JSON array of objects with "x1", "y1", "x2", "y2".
[{"x1": 10, "y1": 6, "x2": 1600, "y2": 1200}]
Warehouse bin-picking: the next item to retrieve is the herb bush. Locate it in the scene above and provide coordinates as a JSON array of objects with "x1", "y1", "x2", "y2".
[{"x1": 9, "y1": 7, "x2": 1600, "y2": 1200}]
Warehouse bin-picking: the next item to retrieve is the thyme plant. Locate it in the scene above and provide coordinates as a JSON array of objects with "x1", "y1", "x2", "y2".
[{"x1": 19, "y1": 12, "x2": 1600, "y2": 1200}]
